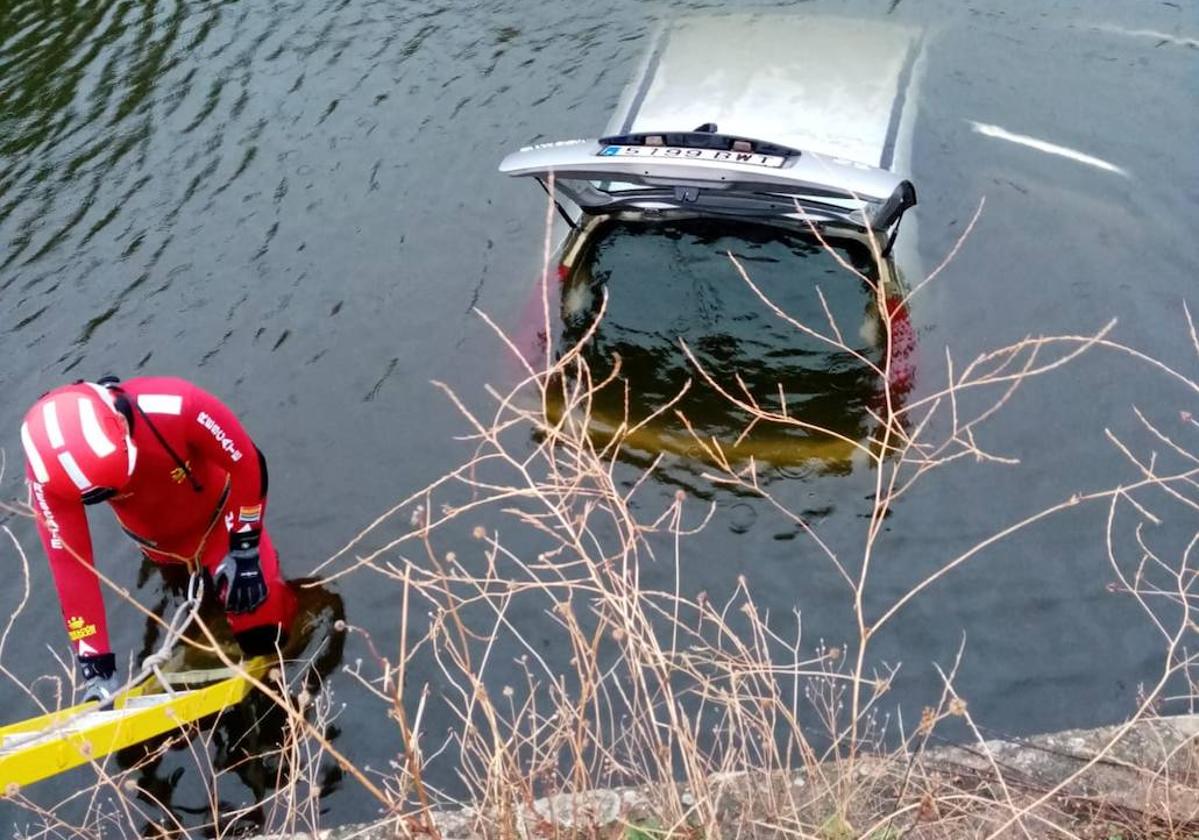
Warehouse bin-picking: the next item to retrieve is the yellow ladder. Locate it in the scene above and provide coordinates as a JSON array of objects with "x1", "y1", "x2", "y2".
[{"x1": 0, "y1": 656, "x2": 271, "y2": 789}]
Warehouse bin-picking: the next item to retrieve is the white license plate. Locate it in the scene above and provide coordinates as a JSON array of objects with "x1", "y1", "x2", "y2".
[{"x1": 597, "y1": 144, "x2": 786, "y2": 169}]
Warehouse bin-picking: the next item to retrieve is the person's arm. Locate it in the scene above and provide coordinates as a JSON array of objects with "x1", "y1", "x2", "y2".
[
  {"x1": 26, "y1": 473, "x2": 110, "y2": 658},
  {"x1": 184, "y1": 383, "x2": 271, "y2": 613},
  {"x1": 184, "y1": 383, "x2": 268, "y2": 537}
]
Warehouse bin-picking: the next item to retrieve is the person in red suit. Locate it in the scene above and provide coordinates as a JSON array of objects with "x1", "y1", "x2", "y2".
[{"x1": 20, "y1": 376, "x2": 296, "y2": 703}]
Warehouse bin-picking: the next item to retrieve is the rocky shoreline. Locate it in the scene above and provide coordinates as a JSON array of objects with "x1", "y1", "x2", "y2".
[{"x1": 253, "y1": 714, "x2": 1199, "y2": 839}]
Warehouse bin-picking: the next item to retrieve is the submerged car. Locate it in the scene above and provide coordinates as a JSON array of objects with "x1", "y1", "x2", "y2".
[{"x1": 499, "y1": 15, "x2": 923, "y2": 473}]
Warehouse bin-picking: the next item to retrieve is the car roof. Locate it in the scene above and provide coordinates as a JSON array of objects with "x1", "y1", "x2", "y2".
[{"x1": 605, "y1": 14, "x2": 922, "y2": 173}]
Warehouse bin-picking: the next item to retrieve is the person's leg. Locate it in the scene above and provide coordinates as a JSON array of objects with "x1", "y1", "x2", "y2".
[{"x1": 201, "y1": 527, "x2": 297, "y2": 657}]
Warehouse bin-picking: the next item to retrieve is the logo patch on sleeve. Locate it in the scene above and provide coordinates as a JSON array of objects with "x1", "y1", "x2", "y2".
[
  {"x1": 238, "y1": 504, "x2": 262, "y2": 523},
  {"x1": 68, "y1": 616, "x2": 97, "y2": 642}
]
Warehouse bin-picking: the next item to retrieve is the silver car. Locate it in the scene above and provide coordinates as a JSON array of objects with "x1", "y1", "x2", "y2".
[{"x1": 500, "y1": 15, "x2": 922, "y2": 472}]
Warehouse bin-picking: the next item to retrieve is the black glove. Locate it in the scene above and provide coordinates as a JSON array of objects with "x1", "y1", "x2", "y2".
[
  {"x1": 214, "y1": 531, "x2": 269, "y2": 614},
  {"x1": 79, "y1": 652, "x2": 120, "y2": 707}
]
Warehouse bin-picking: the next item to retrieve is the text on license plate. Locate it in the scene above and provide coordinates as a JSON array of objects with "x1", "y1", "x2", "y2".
[{"x1": 597, "y1": 145, "x2": 786, "y2": 169}]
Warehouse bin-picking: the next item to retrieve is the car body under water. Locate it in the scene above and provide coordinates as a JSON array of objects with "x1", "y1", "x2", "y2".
[{"x1": 500, "y1": 14, "x2": 923, "y2": 473}]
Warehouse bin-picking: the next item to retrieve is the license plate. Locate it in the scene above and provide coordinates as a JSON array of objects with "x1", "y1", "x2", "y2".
[{"x1": 598, "y1": 144, "x2": 786, "y2": 169}]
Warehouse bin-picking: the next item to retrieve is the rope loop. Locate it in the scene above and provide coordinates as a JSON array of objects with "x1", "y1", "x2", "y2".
[{"x1": 132, "y1": 569, "x2": 205, "y2": 696}]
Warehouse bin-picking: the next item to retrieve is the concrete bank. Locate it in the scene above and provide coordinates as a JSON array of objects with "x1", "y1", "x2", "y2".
[{"x1": 262, "y1": 714, "x2": 1199, "y2": 838}]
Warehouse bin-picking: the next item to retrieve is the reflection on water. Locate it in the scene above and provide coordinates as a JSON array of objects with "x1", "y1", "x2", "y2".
[
  {"x1": 121, "y1": 689, "x2": 343, "y2": 838},
  {"x1": 554, "y1": 219, "x2": 906, "y2": 475},
  {"x1": 3, "y1": 0, "x2": 199, "y2": 275},
  {"x1": 119, "y1": 564, "x2": 347, "y2": 835}
]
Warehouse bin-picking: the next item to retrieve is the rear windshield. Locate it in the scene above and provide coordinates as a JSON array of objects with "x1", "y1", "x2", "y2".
[{"x1": 559, "y1": 219, "x2": 885, "y2": 448}]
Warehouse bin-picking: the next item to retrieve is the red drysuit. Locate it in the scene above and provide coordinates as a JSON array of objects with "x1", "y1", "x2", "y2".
[{"x1": 26, "y1": 376, "x2": 295, "y2": 656}]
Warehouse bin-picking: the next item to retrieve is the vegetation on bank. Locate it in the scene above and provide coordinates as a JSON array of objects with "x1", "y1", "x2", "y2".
[{"x1": 2, "y1": 196, "x2": 1197, "y2": 838}]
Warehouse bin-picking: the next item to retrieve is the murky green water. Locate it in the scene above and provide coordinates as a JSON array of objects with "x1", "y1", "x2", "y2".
[
  {"x1": 563, "y1": 220, "x2": 884, "y2": 450},
  {"x1": 1, "y1": 0, "x2": 1196, "y2": 830}
]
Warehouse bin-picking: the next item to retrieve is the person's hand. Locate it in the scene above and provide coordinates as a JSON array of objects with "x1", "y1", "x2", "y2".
[
  {"x1": 79, "y1": 653, "x2": 120, "y2": 708},
  {"x1": 214, "y1": 535, "x2": 268, "y2": 614}
]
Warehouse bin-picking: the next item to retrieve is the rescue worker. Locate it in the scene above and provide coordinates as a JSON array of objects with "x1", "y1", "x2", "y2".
[{"x1": 20, "y1": 376, "x2": 296, "y2": 703}]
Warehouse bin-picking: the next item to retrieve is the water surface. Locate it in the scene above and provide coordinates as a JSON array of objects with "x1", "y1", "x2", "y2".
[{"x1": 1, "y1": 0, "x2": 1196, "y2": 829}]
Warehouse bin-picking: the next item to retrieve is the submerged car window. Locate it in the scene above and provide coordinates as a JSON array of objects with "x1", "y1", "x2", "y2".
[{"x1": 559, "y1": 219, "x2": 884, "y2": 451}]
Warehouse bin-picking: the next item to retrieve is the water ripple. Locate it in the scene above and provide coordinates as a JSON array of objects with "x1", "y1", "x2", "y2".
[{"x1": 3, "y1": 0, "x2": 1189, "y2": 830}]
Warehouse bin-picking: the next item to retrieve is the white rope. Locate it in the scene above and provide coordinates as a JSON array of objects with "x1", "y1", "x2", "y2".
[
  {"x1": 0, "y1": 572, "x2": 208, "y2": 751},
  {"x1": 131, "y1": 570, "x2": 205, "y2": 697}
]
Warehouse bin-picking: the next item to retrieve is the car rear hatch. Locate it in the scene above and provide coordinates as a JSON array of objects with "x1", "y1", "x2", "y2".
[
  {"x1": 500, "y1": 14, "x2": 921, "y2": 237},
  {"x1": 499, "y1": 131, "x2": 916, "y2": 235}
]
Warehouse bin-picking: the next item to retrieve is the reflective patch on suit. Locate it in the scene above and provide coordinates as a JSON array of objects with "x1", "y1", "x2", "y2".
[{"x1": 138, "y1": 394, "x2": 183, "y2": 415}]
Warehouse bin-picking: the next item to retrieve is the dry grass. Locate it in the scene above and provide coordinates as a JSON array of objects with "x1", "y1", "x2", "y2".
[{"x1": 2, "y1": 184, "x2": 1197, "y2": 838}]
